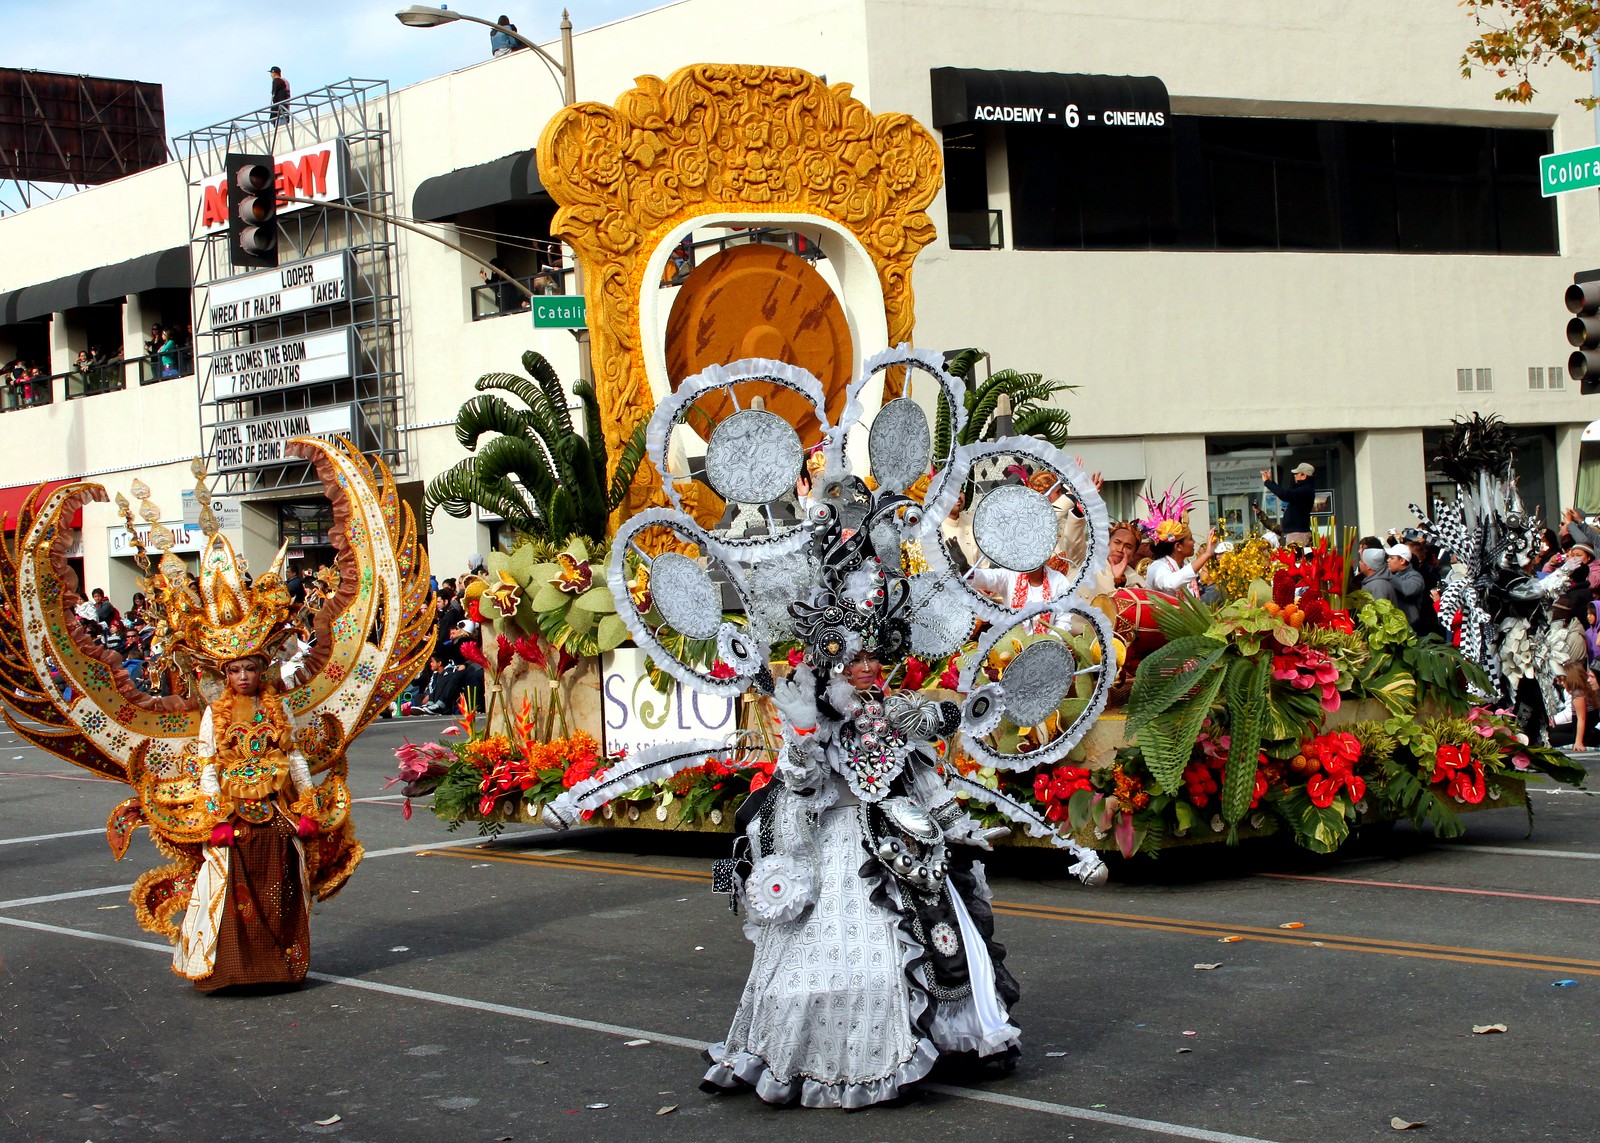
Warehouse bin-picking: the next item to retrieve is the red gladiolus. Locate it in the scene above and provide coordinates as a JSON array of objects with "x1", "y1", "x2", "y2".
[
  {"x1": 786, "y1": 647, "x2": 805, "y2": 667},
  {"x1": 459, "y1": 639, "x2": 487, "y2": 669},
  {"x1": 496, "y1": 635, "x2": 515, "y2": 673},
  {"x1": 938, "y1": 659, "x2": 961, "y2": 690}
]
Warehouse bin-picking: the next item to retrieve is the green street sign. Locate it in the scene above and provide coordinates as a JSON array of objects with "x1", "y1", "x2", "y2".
[
  {"x1": 532, "y1": 296, "x2": 586, "y2": 328},
  {"x1": 1540, "y1": 144, "x2": 1600, "y2": 197}
]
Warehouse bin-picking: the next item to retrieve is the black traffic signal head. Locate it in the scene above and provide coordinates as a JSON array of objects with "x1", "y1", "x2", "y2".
[{"x1": 225, "y1": 152, "x2": 277, "y2": 269}]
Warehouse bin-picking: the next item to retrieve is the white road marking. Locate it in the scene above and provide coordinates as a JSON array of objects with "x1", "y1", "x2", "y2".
[
  {"x1": 0, "y1": 827, "x2": 104, "y2": 846},
  {"x1": 920, "y1": 1084, "x2": 1278, "y2": 1142},
  {"x1": 0, "y1": 884, "x2": 134, "y2": 909},
  {"x1": 364, "y1": 832, "x2": 542, "y2": 859},
  {"x1": 0, "y1": 912, "x2": 1284, "y2": 1140},
  {"x1": 1447, "y1": 845, "x2": 1600, "y2": 861}
]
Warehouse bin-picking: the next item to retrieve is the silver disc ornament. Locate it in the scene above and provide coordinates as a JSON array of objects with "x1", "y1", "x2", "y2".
[
  {"x1": 999, "y1": 639, "x2": 1077, "y2": 727},
  {"x1": 868, "y1": 397, "x2": 931, "y2": 493},
  {"x1": 973, "y1": 484, "x2": 1059, "y2": 572},
  {"x1": 704, "y1": 409, "x2": 803, "y2": 505},
  {"x1": 648, "y1": 552, "x2": 723, "y2": 638}
]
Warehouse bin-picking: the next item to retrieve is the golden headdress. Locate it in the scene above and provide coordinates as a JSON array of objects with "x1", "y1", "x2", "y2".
[{"x1": 117, "y1": 460, "x2": 297, "y2": 675}]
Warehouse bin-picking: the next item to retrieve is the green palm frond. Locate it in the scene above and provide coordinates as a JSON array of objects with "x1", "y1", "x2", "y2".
[
  {"x1": 524, "y1": 350, "x2": 575, "y2": 437},
  {"x1": 423, "y1": 458, "x2": 539, "y2": 533},
  {"x1": 608, "y1": 421, "x2": 649, "y2": 511},
  {"x1": 944, "y1": 347, "x2": 986, "y2": 382},
  {"x1": 1012, "y1": 407, "x2": 1074, "y2": 448},
  {"x1": 453, "y1": 394, "x2": 532, "y2": 450}
]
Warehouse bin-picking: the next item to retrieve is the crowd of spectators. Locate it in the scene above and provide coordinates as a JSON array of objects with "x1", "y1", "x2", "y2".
[
  {"x1": 1, "y1": 324, "x2": 192, "y2": 412},
  {"x1": 392, "y1": 554, "x2": 490, "y2": 718}
]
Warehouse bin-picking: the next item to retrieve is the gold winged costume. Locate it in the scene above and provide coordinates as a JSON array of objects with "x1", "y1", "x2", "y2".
[{"x1": 0, "y1": 437, "x2": 433, "y2": 986}]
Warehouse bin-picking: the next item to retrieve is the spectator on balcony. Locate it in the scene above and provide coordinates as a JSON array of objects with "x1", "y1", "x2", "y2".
[
  {"x1": 490, "y1": 16, "x2": 521, "y2": 56},
  {"x1": 479, "y1": 257, "x2": 527, "y2": 313},
  {"x1": 156, "y1": 329, "x2": 181, "y2": 379},
  {"x1": 143, "y1": 324, "x2": 165, "y2": 359}
]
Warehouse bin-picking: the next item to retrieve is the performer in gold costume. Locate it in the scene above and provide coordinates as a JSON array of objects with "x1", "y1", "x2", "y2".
[{"x1": 0, "y1": 438, "x2": 433, "y2": 990}]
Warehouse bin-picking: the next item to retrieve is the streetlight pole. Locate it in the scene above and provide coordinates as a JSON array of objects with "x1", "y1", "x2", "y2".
[
  {"x1": 395, "y1": 5, "x2": 589, "y2": 385},
  {"x1": 276, "y1": 194, "x2": 534, "y2": 300}
]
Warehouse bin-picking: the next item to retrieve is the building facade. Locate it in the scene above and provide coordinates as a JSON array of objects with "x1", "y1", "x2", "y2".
[{"x1": 1, "y1": 0, "x2": 1595, "y2": 604}]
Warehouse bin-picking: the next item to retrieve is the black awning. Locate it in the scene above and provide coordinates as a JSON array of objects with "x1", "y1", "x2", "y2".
[
  {"x1": 87, "y1": 247, "x2": 191, "y2": 304},
  {"x1": 930, "y1": 67, "x2": 1169, "y2": 130},
  {"x1": 412, "y1": 150, "x2": 546, "y2": 222},
  {"x1": 9, "y1": 272, "x2": 93, "y2": 322}
]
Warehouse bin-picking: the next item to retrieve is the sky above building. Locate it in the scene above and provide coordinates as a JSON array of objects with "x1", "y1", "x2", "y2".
[{"x1": 3, "y1": 0, "x2": 667, "y2": 138}]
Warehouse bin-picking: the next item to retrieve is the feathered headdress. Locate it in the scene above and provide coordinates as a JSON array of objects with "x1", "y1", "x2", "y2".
[{"x1": 1138, "y1": 481, "x2": 1198, "y2": 544}]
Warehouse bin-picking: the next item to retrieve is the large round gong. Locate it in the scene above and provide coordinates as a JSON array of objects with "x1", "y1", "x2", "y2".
[{"x1": 663, "y1": 242, "x2": 853, "y2": 446}]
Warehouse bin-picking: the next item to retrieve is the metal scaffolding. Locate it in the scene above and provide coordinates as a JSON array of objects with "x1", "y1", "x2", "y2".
[{"x1": 175, "y1": 78, "x2": 405, "y2": 497}]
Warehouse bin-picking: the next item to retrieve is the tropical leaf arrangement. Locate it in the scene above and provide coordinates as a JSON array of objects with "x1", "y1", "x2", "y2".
[
  {"x1": 423, "y1": 349, "x2": 647, "y2": 546},
  {"x1": 933, "y1": 347, "x2": 1076, "y2": 461},
  {"x1": 1098, "y1": 540, "x2": 1581, "y2": 855}
]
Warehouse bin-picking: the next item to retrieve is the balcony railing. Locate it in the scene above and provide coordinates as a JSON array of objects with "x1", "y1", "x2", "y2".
[
  {"x1": 137, "y1": 348, "x2": 194, "y2": 385},
  {"x1": 471, "y1": 266, "x2": 573, "y2": 320},
  {"x1": 468, "y1": 228, "x2": 827, "y2": 321},
  {"x1": 64, "y1": 361, "x2": 127, "y2": 400},
  {"x1": 0, "y1": 351, "x2": 194, "y2": 414},
  {"x1": 0, "y1": 374, "x2": 52, "y2": 413}
]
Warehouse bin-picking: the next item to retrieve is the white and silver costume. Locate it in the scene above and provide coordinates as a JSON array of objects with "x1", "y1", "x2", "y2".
[{"x1": 543, "y1": 346, "x2": 1116, "y2": 1107}]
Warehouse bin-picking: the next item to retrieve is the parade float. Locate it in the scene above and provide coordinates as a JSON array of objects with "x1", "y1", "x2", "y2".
[{"x1": 397, "y1": 63, "x2": 1585, "y2": 862}]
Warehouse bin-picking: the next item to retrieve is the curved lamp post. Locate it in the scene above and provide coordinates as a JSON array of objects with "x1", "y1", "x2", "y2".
[{"x1": 395, "y1": 5, "x2": 575, "y2": 104}]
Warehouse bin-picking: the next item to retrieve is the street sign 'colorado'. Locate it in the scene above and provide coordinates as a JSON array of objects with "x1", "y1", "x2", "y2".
[
  {"x1": 1541, "y1": 143, "x2": 1600, "y2": 197},
  {"x1": 204, "y1": 252, "x2": 351, "y2": 330}
]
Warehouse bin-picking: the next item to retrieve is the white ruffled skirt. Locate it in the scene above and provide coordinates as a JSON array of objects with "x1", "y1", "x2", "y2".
[{"x1": 703, "y1": 803, "x2": 1018, "y2": 1108}]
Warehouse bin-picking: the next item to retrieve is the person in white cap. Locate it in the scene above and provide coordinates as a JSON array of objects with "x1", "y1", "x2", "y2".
[
  {"x1": 1385, "y1": 544, "x2": 1429, "y2": 626},
  {"x1": 1260, "y1": 462, "x2": 1317, "y2": 547}
]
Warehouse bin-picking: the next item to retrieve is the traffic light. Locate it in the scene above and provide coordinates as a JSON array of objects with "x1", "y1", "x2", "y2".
[
  {"x1": 1565, "y1": 269, "x2": 1600, "y2": 394},
  {"x1": 225, "y1": 152, "x2": 278, "y2": 269}
]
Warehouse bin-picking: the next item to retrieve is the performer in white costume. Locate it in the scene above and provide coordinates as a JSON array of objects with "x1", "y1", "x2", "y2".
[{"x1": 541, "y1": 347, "x2": 1115, "y2": 1108}]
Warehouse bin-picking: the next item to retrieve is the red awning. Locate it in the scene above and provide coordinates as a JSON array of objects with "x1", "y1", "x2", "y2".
[{"x1": 0, "y1": 479, "x2": 84, "y2": 532}]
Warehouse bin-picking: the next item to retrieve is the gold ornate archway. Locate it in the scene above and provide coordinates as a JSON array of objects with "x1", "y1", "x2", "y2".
[{"x1": 537, "y1": 63, "x2": 942, "y2": 520}]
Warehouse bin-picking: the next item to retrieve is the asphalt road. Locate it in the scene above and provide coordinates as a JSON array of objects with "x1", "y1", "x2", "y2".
[{"x1": 2, "y1": 715, "x2": 1597, "y2": 1142}]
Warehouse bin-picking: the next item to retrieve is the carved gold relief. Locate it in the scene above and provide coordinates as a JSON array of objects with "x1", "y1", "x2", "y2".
[{"x1": 537, "y1": 63, "x2": 943, "y2": 524}]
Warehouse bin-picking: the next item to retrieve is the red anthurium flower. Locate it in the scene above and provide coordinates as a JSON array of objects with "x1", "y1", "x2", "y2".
[
  {"x1": 709, "y1": 660, "x2": 736, "y2": 680},
  {"x1": 903, "y1": 656, "x2": 930, "y2": 692},
  {"x1": 786, "y1": 647, "x2": 805, "y2": 667},
  {"x1": 938, "y1": 659, "x2": 961, "y2": 690}
]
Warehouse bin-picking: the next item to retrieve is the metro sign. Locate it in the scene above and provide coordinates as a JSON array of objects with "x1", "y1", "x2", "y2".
[{"x1": 197, "y1": 138, "x2": 348, "y2": 232}]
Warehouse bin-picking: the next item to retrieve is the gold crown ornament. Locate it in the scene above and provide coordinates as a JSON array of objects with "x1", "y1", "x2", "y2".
[{"x1": 117, "y1": 461, "x2": 297, "y2": 682}]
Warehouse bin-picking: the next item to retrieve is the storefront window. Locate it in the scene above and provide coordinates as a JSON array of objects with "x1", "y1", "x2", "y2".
[
  {"x1": 1206, "y1": 434, "x2": 1354, "y2": 539},
  {"x1": 277, "y1": 499, "x2": 337, "y2": 568}
]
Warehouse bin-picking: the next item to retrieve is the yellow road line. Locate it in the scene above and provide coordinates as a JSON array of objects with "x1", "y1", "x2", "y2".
[{"x1": 422, "y1": 847, "x2": 1600, "y2": 977}]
